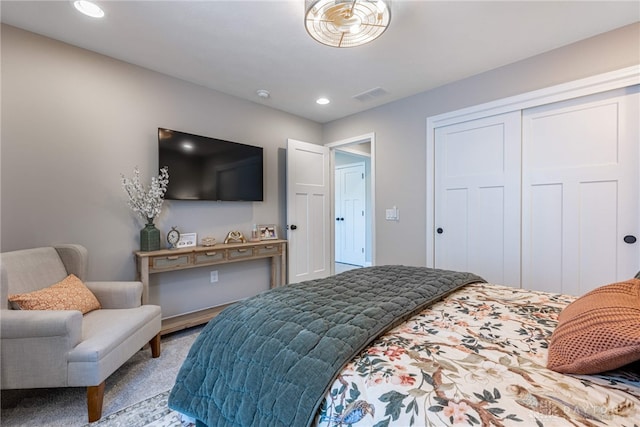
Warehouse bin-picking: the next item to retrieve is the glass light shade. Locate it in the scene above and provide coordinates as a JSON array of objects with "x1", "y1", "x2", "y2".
[{"x1": 305, "y1": 0, "x2": 391, "y2": 48}]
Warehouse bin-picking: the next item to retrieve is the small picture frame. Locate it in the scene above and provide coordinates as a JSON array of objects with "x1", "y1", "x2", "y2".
[
  {"x1": 258, "y1": 224, "x2": 278, "y2": 240},
  {"x1": 176, "y1": 232, "x2": 197, "y2": 248}
]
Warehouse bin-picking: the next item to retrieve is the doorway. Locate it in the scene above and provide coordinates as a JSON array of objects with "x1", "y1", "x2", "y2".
[
  {"x1": 335, "y1": 158, "x2": 366, "y2": 267},
  {"x1": 327, "y1": 133, "x2": 375, "y2": 274}
]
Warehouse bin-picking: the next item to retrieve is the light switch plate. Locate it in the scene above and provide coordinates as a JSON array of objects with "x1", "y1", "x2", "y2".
[{"x1": 385, "y1": 206, "x2": 399, "y2": 221}]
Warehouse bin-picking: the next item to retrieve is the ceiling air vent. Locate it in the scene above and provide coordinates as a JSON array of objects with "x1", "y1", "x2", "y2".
[{"x1": 352, "y1": 87, "x2": 388, "y2": 102}]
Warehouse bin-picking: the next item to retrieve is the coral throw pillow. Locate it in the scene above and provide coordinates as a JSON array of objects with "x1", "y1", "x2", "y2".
[
  {"x1": 547, "y1": 278, "x2": 640, "y2": 374},
  {"x1": 8, "y1": 274, "x2": 101, "y2": 314}
]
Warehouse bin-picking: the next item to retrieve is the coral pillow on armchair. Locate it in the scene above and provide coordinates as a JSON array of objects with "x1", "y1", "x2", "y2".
[{"x1": 8, "y1": 274, "x2": 101, "y2": 314}]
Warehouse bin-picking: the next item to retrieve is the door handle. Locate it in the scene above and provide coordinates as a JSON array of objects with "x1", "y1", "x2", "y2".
[
  {"x1": 290, "y1": 224, "x2": 297, "y2": 230},
  {"x1": 437, "y1": 228, "x2": 444, "y2": 234},
  {"x1": 624, "y1": 235, "x2": 637, "y2": 244}
]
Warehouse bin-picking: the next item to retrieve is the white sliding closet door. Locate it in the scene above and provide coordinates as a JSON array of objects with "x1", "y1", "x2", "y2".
[
  {"x1": 522, "y1": 86, "x2": 639, "y2": 295},
  {"x1": 434, "y1": 111, "x2": 522, "y2": 286}
]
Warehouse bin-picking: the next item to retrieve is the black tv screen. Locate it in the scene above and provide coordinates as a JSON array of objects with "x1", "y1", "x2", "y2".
[{"x1": 158, "y1": 128, "x2": 263, "y2": 201}]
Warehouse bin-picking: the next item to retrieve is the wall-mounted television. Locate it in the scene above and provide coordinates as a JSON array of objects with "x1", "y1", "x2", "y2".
[{"x1": 158, "y1": 128, "x2": 263, "y2": 201}]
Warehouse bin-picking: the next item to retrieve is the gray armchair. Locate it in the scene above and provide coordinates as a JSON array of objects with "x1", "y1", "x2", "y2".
[{"x1": 0, "y1": 244, "x2": 162, "y2": 422}]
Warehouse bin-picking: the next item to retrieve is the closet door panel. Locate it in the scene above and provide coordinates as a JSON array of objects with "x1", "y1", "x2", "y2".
[
  {"x1": 528, "y1": 102, "x2": 619, "y2": 169},
  {"x1": 579, "y1": 181, "x2": 618, "y2": 289},
  {"x1": 440, "y1": 188, "x2": 469, "y2": 273},
  {"x1": 473, "y1": 186, "x2": 507, "y2": 282},
  {"x1": 522, "y1": 86, "x2": 639, "y2": 295},
  {"x1": 528, "y1": 184, "x2": 563, "y2": 293},
  {"x1": 435, "y1": 111, "x2": 521, "y2": 286}
]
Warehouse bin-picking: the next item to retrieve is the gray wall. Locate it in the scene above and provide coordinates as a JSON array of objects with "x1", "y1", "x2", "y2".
[
  {"x1": 0, "y1": 25, "x2": 322, "y2": 316},
  {"x1": 323, "y1": 22, "x2": 640, "y2": 267},
  {"x1": 1, "y1": 22, "x2": 639, "y2": 315}
]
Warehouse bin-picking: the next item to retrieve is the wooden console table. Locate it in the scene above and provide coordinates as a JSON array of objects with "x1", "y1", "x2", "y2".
[{"x1": 135, "y1": 239, "x2": 287, "y2": 335}]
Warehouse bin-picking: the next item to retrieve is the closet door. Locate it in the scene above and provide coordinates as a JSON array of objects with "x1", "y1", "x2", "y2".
[
  {"x1": 434, "y1": 111, "x2": 521, "y2": 286},
  {"x1": 522, "y1": 86, "x2": 639, "y2": 295}
]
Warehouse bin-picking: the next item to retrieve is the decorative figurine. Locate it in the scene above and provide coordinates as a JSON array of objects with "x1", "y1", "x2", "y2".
[
  {"x1": 201, "y1": 236, "x2": 216, "y2": 247},
  {"x1": 224, "y1": 230, "x2": 246, "y2": 244}
]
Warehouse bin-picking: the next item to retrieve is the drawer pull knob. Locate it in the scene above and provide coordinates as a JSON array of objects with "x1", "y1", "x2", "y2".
[
  {"x1": 167, "y1": 256, "x2": 180, "y2": 260},
  {"x1": 237, "y1": 249, "x2": 248, "y2": 253},
  {"x1": 205, "y1": 252, "x2": 218, "y2": 256},
  {"x1": 265, "y1": 246, "x2": 274, "y2": 249}
]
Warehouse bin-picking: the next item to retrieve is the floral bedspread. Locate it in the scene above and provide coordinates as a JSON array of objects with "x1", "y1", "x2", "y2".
[{"x1": 315, "y1": 283, "x2": 640, "y2": 427}]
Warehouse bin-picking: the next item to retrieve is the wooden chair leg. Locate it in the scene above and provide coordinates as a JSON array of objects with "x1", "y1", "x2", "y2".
[
  {"x1": 149, "y1": 333, "x2": 161, "y2": 358},
  {"x1": 87, "y1": 381, "x2": 105, "y2": 423}
]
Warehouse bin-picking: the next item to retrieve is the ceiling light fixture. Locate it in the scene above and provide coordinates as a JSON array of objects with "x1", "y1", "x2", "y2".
[
  {"x1": 73, "y1": 0, "x2": 105, "y2": 18},
  {"x1": 316, "y1": 97, "x2": 330, "y2": 105},
  {"x1": 305, "y1": 0, "x2": 391, "y2": 48}
]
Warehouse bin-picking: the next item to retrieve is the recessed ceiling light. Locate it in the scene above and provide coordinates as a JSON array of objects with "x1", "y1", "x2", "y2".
[
  {"x1": 316, "y1": 97, "x2": 330, "y2": 105},
  {"x1": 73, "y1": 0, "x2": 105, "y2": 18},
  {"x1": 256, "y1": 89, "x2": 270, "y2": 99}
]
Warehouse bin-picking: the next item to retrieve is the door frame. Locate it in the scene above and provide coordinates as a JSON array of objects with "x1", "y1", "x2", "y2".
[
  {"x1": 426, "y1": 65, "x2": 640, "y2": 267},
  {"x1": 326, "y1": 133, "x2": 376, "y2": 273}
]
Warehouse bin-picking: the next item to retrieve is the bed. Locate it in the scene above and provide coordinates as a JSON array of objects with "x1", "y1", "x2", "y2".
[{"x1": 169, "y1": 265, "x2": 640, "y2": 426}]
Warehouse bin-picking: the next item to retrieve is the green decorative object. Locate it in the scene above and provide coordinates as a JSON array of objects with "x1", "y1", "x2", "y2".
[
  {"x1": 121, "y1": 166, "x2": 169, "y2": 252},
  {"x1": 140, "y1": 219, "x2": 161, "y2": 252}
]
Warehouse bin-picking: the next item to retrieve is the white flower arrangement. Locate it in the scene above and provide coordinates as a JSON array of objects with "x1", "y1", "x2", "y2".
[{"x1": 121, "y1": 166, "x2": 169, "y2": 223}]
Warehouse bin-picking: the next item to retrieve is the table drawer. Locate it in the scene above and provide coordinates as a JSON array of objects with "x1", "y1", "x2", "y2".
[
  {"x1": 227, "y1": 247, "x2": 253, "y2": 260},
  {"x1": 255, "y1": 244, "x2": 280, "y2": 256},
  {"x1": 151, "y1": 254, "x2": 191, "y2": 270},
  {"x1": 195, "y1": 250, "x2": 225, "y2": 265}
]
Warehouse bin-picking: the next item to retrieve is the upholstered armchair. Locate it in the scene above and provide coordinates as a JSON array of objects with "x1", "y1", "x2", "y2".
[{"x1": 0, "y1": 244, "x2": 162, "y2": 422}]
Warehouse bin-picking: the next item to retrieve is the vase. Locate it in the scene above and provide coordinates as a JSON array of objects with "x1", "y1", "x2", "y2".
[{"x1": 140, "y1": 219, "x2": 161, "y2": 252}]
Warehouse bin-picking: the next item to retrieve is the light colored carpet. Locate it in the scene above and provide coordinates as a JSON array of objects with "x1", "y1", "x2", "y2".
[
  {"x1": 87, "y1": 390, "x2": 184, "y2": 427},
  {"x1": 0, "y1": 325, "x2": 202, "y2": 427}
]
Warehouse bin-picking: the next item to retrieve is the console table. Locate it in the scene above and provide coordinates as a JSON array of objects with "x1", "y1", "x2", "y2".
[{"x1": 134, "y1": 239, "x2": 287, "y2": 335}]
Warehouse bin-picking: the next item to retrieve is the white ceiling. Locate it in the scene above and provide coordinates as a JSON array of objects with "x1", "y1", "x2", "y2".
[{"x1": 2, "y1": 1, "x2": 638, "y2": 123}]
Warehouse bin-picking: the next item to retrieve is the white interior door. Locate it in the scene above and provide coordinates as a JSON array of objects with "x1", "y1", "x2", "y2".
[
  {"x1": 286, "y1": 139, "x2": 331, "y2": 283},
  {"x1": 335, "y1": 162, "x2": 366, "y2": 266},
  {"x1": 522, "y1": 86, "x2": 639, "y2": 295},
  {"x1": 434, "y1": 111, "x2": 522, "y2": 286}
]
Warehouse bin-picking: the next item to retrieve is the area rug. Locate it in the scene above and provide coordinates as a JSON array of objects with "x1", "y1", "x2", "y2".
[{"x1": 86, "y1": 390, "x2": 187, "y2": 427}]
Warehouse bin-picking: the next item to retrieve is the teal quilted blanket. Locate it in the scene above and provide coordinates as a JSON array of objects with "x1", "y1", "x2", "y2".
[{"x1": 168, "y1": 265, "x2": 484, "y2": 427}]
